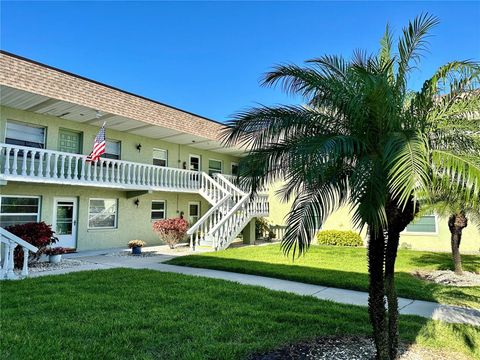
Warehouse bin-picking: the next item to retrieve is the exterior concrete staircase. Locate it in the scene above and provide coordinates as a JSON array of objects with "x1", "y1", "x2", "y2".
[{"x1": 187, "y1": 173, "x2": 269, "y2": 251}]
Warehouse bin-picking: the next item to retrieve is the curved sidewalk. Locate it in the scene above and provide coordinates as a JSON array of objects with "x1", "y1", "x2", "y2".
[{"x1": 31, "y1": 253, "x2": 480, "y2": 327}]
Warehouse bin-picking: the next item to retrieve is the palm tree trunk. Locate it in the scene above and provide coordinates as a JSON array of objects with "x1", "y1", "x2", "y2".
[
  {"x1": 385, "y1": 229, "x2": 399, "y2": 360},
  {"x1": 384, "y1": 197, "x2": 417, "y2": 359},
  {"x1": 448, "y1": 213, "x2": 467, "y2": 275},
  {"x1": 367, "y1": 227, "x2": 390, "y2": 360}
]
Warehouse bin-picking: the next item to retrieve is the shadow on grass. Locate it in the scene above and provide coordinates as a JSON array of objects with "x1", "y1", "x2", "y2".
[
  {"x1": 2, "y1": 268, "x2": 477, "y2": 360},
  {"x1": 168, "y1": 256, "x2": 480, "y2": 307},
  {"x1": 406, "y1": 252, "x2": 480, "y2": 273}
]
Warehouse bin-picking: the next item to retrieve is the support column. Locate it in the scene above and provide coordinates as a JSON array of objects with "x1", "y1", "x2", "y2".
[{"x1": 242, "y1": 218, "x2": 256, "y2": 245}]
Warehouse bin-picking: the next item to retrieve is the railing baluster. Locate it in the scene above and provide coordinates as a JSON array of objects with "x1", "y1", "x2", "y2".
[
  {"x1": 59, "y1": 154, "x2": 65, "y2": 179},
  {"x1": 46, "y1": 152, "x2": 52, "y2": 178},
  {"x1": 21, "y1": 247, "x2": 29, "y2": 277},
  {"x1": 30, "y1": 150, "x2": 38, "y2": 176},
  {"x1": 12, "y1": 148, "x2": 18, "y2": 175},
  {"x1": 21, "y1": 150, "x2": 28, "y2": 176}
]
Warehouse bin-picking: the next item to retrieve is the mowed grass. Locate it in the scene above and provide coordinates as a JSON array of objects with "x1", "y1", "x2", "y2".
[
  {"x1": 167, "y1": 244, "x2": 480, "y2": 308},
  {"x1": 1, "y1": 269, "x2": 478, "y2": 360}
]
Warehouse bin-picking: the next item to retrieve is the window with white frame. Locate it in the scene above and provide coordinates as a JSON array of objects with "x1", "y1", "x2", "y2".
[
  {"x1": 6, "y1": 120, "x2": 46, "y2": 149},
  {"x1": 151, "y1": 200, "x2": 166, "y2": 220},
  {"x1": 208, "y1": 159, "x2": 223, "y2": 177},
  {"x1": 102, "y1": 140, "x2": 121, "y2": 160},
  {"x1": 153, "y1": 148, "x2": 168, "y2": 167},
  {"x1": 405, "y1": 215, "x2": 437, "y2": 233},
  {"x1": 88, "y1": 198, "x2": 118, "y2": 229},
  {"x1": 0, "y1": 196, "x2": 41, "y2": 227}
]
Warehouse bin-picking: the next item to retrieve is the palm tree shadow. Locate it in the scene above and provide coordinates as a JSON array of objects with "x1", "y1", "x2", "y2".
[{"x1": 407, "y1": 252, "x2": 480, "y2": 273}]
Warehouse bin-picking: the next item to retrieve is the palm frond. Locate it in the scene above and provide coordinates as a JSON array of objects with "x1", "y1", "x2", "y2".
[
  {"x1": 281, "y1": 179, "x2": 349, "y2": 258},
  {"x1": 396, "y1": 13, "x2": 440, "y2": 91},
  {"x1": 384, "y1": 131, "x2": 430, "y2": 208}
]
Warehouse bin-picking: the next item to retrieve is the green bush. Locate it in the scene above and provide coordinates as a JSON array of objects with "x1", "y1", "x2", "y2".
[{"x1": 316, "y1": 230, "x2": 363, "y2": 247}]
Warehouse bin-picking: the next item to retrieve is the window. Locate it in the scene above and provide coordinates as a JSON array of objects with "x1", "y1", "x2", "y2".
[
  {"x1": 153, "y1": 148, "x2": 168, "y2": 167},
  {"x1": 6, "y1": 121, "x2": 45, "y2": 149},
  {"x1": 0, "y1": 196, "x2": 40, "y2": 227},
  {"x1": 151, "y1": 200, "x2": 166, "y2": 220},
  {"x1": 208, "y1": 159, "x2": 222, "y2": 177},
  {"x1": 88, "y1": 198, "x2": 118, "y2": 229},
  {"x1": 405, "y1": 215, "x2": 437, "y2": 234},
  {"x1": 231, "y1": 162, "x2": 239, "y2": 176},
  {"x1": 102, "y1": 140, "x2": 121, "y2": 160}
]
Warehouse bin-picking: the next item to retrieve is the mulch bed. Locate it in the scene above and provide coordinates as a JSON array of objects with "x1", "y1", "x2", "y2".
[
  {"x1": 248, "y1": 336, "x2": 469, "y2": 360},
  {"x1": 411, "y1": 270, "x2": 480, "y2": 287}
]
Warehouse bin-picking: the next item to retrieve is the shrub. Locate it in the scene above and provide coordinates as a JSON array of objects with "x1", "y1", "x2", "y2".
[
  {"x1": 128, "y1": 240, "x2": 146, "y2": 248},
  {"x1": 255, "y1": 217, "x2": 270, "y2": 238},
  {"x1": 6, "y1": 222, "x2": 58, "y2": 267},
  {"x1": 45, "y1": 247, "x2": 68, "y2": 255},
  {"x1": 152, "y1": 218, "x2": 188, "y2": 249},
  {"x1": 316, "y1": 230, "x2": 363, "y2": 247}
]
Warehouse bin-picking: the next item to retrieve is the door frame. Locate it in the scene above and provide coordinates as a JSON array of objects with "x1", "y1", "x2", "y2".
[
  {"x1": 58, "y1": 128, "x2": 83, "y2": 154},
  {"x1": 189, "y1": 154, "x2": 201, "y2": 171},
  {"x1": 52, "y1": 197, "x2": 78, "y2": 249},
  {"x1": 188, "y1": 201, "x2": 201, "y2": 225}
]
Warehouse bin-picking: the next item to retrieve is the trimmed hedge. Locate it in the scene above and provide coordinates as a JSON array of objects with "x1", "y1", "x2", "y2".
[{"x1": 316, "y1": 230, "x2": 363, "y2": 247}]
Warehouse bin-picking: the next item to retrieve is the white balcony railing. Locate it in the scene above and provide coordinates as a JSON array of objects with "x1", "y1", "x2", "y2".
[{"x1": 0, "y1": 143, "x2": 204, "y2": 192}]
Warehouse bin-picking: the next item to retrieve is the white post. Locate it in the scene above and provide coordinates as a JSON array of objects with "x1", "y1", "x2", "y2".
[
  {"x1": 21, "y1": 247, "x2": 29, "y2": 277},
  {"x1": 6, "y1": 241, "x2": 17, "y2": 280}
]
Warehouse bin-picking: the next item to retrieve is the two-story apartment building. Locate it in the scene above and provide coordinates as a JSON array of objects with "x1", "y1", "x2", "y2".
[{"x1": 0, "y1": 51, "x2": 268, "y2": 251}]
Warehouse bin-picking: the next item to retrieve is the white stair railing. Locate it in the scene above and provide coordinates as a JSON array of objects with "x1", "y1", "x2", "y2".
[
  {"x1": 187, "y1": 173, "x2": 231, "y2": 249},
  {"x1": 0, "y1": 227, "x2": 38, "y2": 280},
  {"x1": 187, "y1": 173, "x2": 269, "y2": 251}
]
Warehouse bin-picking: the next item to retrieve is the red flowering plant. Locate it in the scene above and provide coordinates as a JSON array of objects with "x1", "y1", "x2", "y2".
[
  {"x1": 6, "y1": 222, "x2": 58, "y2": 267},
  {"x1": 152, "y1": 217, "x2": 189, "y2": 249}
]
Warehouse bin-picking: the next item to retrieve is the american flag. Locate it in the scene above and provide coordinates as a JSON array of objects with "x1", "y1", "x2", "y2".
[{"x1": 86, "y1": 123, "x2": 106, "y2": 162}]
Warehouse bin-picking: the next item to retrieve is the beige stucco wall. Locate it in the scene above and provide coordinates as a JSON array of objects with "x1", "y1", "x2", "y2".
[{"x1": 267, "y1": 182, "x2": 480, "y2": 254}]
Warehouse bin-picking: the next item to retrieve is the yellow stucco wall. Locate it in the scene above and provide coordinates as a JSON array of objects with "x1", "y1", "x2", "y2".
[{"x1": 267, "y1": 182, "x2": 480, "y2": 254}]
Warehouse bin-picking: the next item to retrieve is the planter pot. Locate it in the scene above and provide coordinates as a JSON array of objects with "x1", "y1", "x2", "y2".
[
  {"x1": 132, "y1": 246, "x2": 142, "y2": 255},
  {"x1": 49, "y1": 254, "x2": 62, "y2": 264}
]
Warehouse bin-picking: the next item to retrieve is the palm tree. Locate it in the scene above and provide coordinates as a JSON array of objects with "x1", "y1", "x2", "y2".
[
  {"x1": 419, "y1": 172, "x2": 480, "y2": 275},
  {"x1": 223, "y1": 14, "x2": 479, "y2": 360},
  {"x1": 414, "y1": 67, "x2": 480, "y2": 275}
]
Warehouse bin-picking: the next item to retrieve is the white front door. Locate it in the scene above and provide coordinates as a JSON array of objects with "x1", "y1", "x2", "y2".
[{"x1": 53, "y1": 197, "x2": 78, "y2": 248}]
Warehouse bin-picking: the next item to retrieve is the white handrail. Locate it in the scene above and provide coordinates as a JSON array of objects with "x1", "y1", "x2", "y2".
[
  {"x1": 1, "y1": 227, "x2": 38, "y2": 280},
  {"x1": 0, "y1": 227, "x2": 38, "y2": 252}
]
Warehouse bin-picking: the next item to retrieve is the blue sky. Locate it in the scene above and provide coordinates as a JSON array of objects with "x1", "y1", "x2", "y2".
[{"x1": 2, "y1": 1, "x2": 479, "y2": 122}]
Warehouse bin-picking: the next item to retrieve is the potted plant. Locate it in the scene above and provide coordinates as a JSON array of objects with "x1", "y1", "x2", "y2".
[
  {"x1": 45, "y1": 247, "x2": 67, "y2": 264},
  {"x1": 128, "y1": 240, "x2": 146, "y2": 255}
]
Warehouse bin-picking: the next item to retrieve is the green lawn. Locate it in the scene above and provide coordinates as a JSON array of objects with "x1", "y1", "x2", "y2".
[
  {"x1": 167, "y1": 244, "x2": 480, "y2": 308},
  {"x1": 1, "y1": 269, "x2": 478, "y2": 360}
]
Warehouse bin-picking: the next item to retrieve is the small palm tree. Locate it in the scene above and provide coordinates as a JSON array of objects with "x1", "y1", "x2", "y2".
[
  {"x1": 223, "y1": 14, "x2": 479, "y2": 360},
  {"x1": 420, "y1": 176, "x2": 480, "y2": 275}
]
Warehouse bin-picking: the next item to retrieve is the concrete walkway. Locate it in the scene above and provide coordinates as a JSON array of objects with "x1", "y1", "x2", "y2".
[{"x1": 30, "y1": 250, "x2": 480, "y2": 327}]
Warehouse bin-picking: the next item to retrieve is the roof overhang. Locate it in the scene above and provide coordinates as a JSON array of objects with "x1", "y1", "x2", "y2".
[{"x1": 0, "y1": 51, "x2": 247, "y2": 156}]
